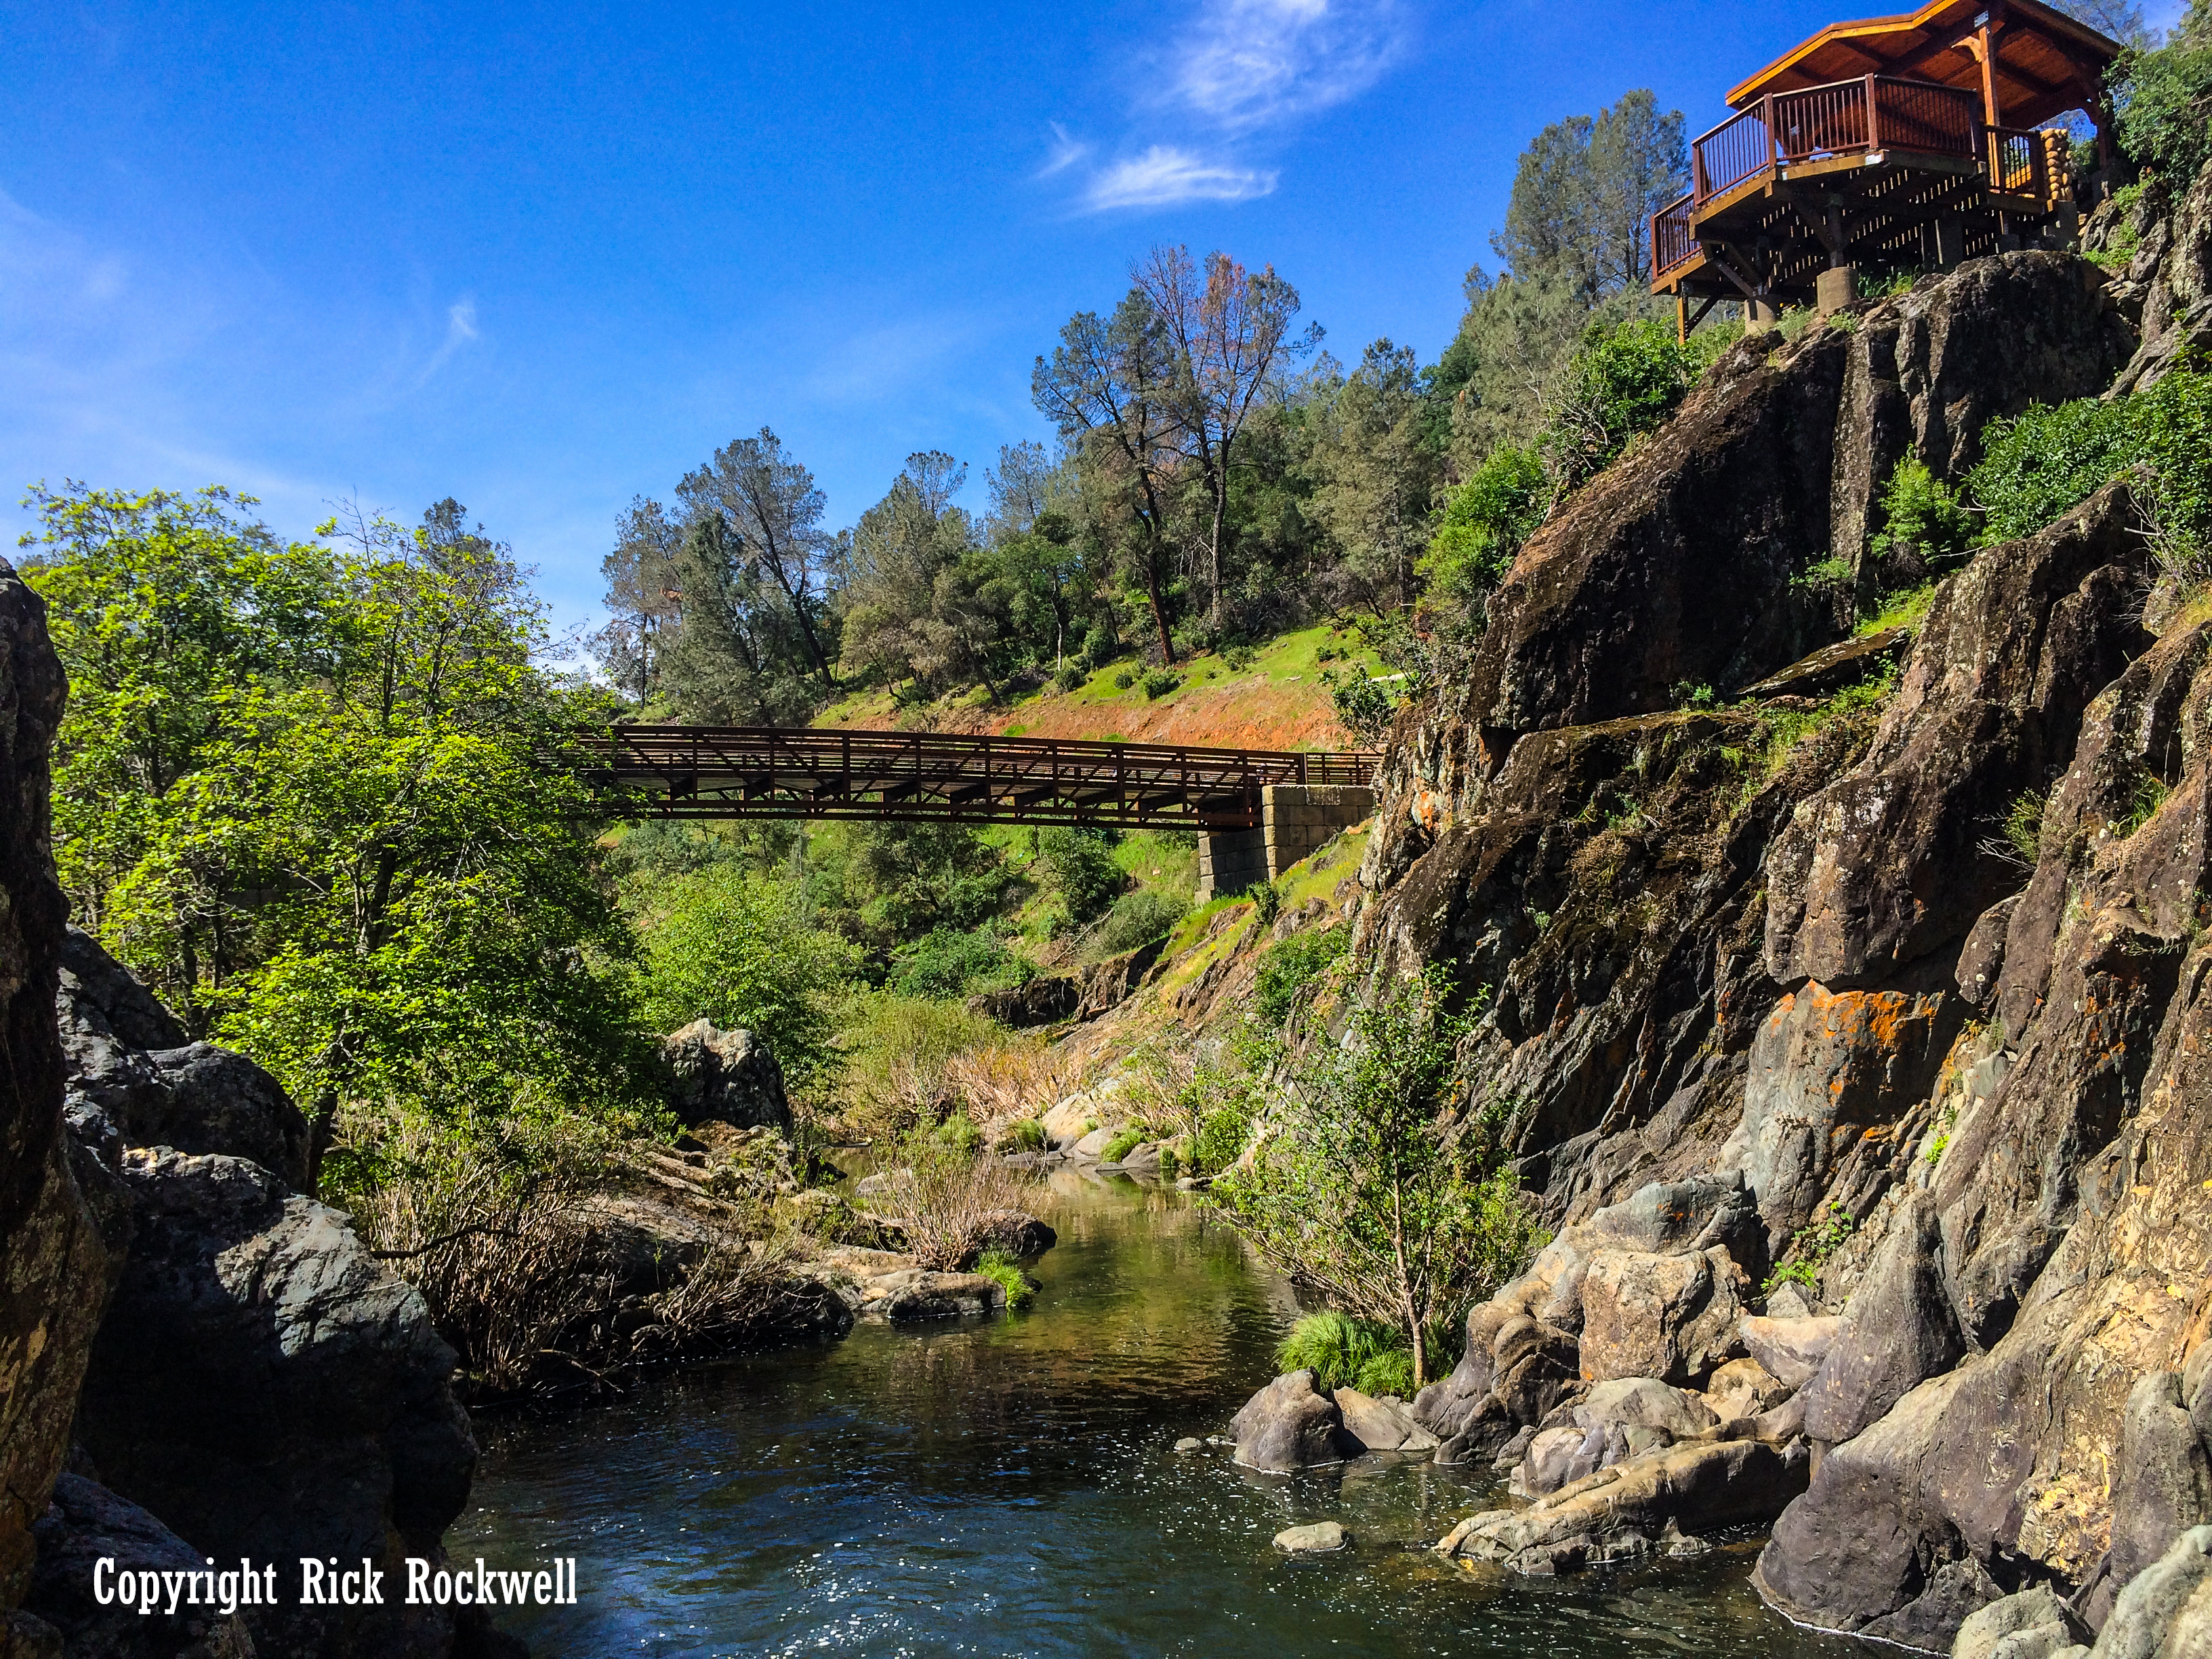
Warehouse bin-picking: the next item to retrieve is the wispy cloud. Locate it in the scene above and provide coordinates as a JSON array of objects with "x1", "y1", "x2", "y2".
[
  {"x1": 1166, "y1": 0, "x2": 1404, "y2": 134},
  {"x1": 1040, "y1": 123, "x2": 1092, "y2": 178},
  {"x1": 1083, "y1": 147, "x2": 1279, "y2": 211},
  {"x1": 411, "y1": 298, "x2": 479, "y2": 388},
  {"x1": 1050, "y1": 0, "x2": 1406, "y2": 213}
]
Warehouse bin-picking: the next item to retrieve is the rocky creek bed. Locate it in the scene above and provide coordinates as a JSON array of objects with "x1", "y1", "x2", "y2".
[{"x1": 450, "y1": 1172, "x2": 1858, "y2": 1658}]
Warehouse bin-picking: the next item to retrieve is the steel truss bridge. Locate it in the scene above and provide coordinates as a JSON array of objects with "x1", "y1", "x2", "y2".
[{"x1": 580, "y1": 724, "x2": 1378, "y2": 830}]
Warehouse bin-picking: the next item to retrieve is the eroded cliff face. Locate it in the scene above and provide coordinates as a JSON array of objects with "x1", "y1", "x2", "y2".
[
  {"x1": 0, "y1": 560, "x2": 106, "y2": 1659},
  {"x1": 1361, "y1": 245, "x2": 2212, "y2": 1650}
]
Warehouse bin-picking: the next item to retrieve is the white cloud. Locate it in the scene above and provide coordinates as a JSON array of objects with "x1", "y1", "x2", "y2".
[
  {"x1": 1082, "y1": 146, "x2": 1279, "y2": 210},
  {"x1": 411, "y1": 298, "x2": 480, "y2": 388},
  {"x1": 1040, "y1": 123, "x2": 1092, "y2": 178},
  {"x1": 1165, "y1": 0, "x2": 1404, "y2": 135}
]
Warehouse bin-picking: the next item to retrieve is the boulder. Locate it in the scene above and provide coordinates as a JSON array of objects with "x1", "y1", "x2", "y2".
[
  {"x1": 1517, "y1": 1377, "x2": 1721, "y2": 1497},
  {"x1": 2093, "y1": 1525, "x2": 2212, "y2": 1659},
  {"x1": 1333, "y1": 1387, "x2": 1439, "y2": 1454},
  {"x1": 1274, "y1": 1521, "x2": 1349, "y2": 1555},
  {"x1": 1704, "y1": 1357, "x2": 1793, "y2": 1422},
  {"x1": 55, "y1": 937, "x2": 312, "y2": 1195},
  {"x1": 1799, "y1": 1193, "x2": 1964, "y2": 1447},
  {"x1": 1740, "y1": 1314, "x2": 1842, "y2": 1389},
  {"x1": 75, "y1": 1149, "x2": 477, "y2": 1658},
  {"x1": 958, "y1": 1210, "x2": 1057, "y2": 1265},
  {"x1": 876, "y1": 1271, "x2": 1006, "y2": 1322},
  {"x1": 25, "y1": 1473, "x2": 253, "y2": 1658},
  {"x1": 2106, "y1": 1372, "x2": 2212, "y2": 1599},
  {"x1": 1078, "y1": 938, "x2": 1168, "y2": 1019},
  {"x1": 967, "y1": 976, "x2": 1080, "y2": 1028},
  {"x1": 1757, "y1": 1368, "x2": 2008, "y2": 1649},
  {"x1": 0, "y1": 558, "x2": 104, "y2": 1619},
  {"x1": 1578, "y1": 1245, "x2": 1749, "y2": 1385},
  {"x1": 662, "y1": 1021, "x2": 790, "y2": 1131},
  {"x1": 1826, "y1": 251, "x2": 2133, "y2": 583},
  {"x1": 1229, "y1": 1371, "x2": 1359, "y2": 1472},
  {"x1": 1460, "y1": 322, "x2": 1851, "y2": 740},
  {"x1": 1950, "y1": 1585, "x2": 2086, "y2": 1659},
  {"x1": 1441, "y1": 1437, "x2": 1810, "y2": 1575}
]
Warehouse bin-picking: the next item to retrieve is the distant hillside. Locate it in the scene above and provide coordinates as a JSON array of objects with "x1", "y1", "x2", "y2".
[{"x1": 815, "y1": 623, "x2": 1382, "y2": 751}]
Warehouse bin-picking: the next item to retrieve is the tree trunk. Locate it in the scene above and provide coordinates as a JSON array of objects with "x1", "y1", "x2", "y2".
[
  {"x1": 1143, "y1": 542, "x2": 1175, "y2": 664},
  {"x1": 1208, "y1": 483, "x2": 1228, "y2": 629}
]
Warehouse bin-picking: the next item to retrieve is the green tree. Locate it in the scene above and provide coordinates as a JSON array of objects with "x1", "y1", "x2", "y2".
[
  {"x1": 635, "y1": 864, "x2": 857, "y2": 1082},
  {"x1": 18, "y1": 484, "x2": 352, "y2": 943},
  {"x1": 1493, "y1": 90, "x2": 1688, "y2": 308},
  {"x1": 25, "y1": 487, "x2": 656, "y2": 1189},
  {"x1": 1212, "y1": 970, "x2": 1547, "y2": 1387},
  {"x1": 1305, "y1": 340, "x2": 1441, "y2": 613},
  {"x1": 674, "y1": 428, "x2": 842, "y2": 695},
  {"x1": 592, "y1": 495, "x2": 684, "y2": 706}
]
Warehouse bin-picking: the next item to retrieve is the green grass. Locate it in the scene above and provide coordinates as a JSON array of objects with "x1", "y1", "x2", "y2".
[
  {"x1": 816, "y1": 623, "x2": 1386, "y2": 733},
  {"x1": 1857, "y1": 579, "x2": 1940, "y2": 636},
  {"x1": 974, "y1": 1248, "x2": 1035, "y2": 1310},
  {"x1": 1275, "y1": 1311, "x2": 1416, "y2": 1397},
  {"x1": 1101, "y1": 1125, "x2": 1149, "y2": 1163}
]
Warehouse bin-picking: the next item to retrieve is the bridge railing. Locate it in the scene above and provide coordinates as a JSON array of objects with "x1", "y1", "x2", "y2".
[{"x1": 577, "y1": 724, "x2": 1379, "y2": 828}]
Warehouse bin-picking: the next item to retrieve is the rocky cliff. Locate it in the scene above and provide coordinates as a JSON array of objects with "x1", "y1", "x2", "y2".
[{"x1": 1354, "y1": 228, "x2": 2212, "y2": 1654}]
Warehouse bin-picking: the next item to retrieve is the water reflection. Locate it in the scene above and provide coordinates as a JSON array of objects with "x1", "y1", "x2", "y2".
[{"x1": 452, "y1": 1172, "x2": 1858, "y2": 1657}]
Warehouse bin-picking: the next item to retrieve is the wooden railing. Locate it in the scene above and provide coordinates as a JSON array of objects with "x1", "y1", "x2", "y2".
[
  {"x1": 576, "y1": 725, "x2": 1380, "y2": 829},
  {"x1": 1656, "y1": 74, "x2": 2036, "y2": 283}
]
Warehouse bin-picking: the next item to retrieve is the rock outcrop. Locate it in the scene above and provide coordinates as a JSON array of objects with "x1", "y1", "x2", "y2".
[
  {"x1": 1364, "y1": 224, "x2": 2212, "y2": 1645},
  {"x1": 1228, "y1": 1371, "x2": 1361, "y2": 1472},
  {"x1": 663, "y1": 1020, "x2": 791, "y2": 1130},
  {"x1": 0, "y1": 559, "x2": 105, "y2": 1652}
]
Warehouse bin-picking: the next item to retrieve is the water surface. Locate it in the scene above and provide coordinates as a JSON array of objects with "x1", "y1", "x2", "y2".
[{"x1": 454, "y1": 1170, "x2": 1859, "y2": 1658}]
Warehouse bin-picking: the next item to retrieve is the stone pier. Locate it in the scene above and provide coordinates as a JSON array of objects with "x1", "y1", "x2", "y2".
[{"x1": 1196, "y1": 784, "x2": 1376, "y2": 901}]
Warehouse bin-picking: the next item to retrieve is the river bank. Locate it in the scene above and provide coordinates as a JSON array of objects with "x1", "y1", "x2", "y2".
[{"x1": 451, "y1": 1172, "x2": 1858, "y2": 1658}]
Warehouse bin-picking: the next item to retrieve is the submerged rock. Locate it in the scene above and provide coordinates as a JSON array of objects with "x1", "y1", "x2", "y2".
[
  {"x1": 1274, "y1": 1521, "x2": 1349, "y2": 1555},
  {"x1": 1441, "y1": 1437, "x2": 1809, "y2": 1575}
]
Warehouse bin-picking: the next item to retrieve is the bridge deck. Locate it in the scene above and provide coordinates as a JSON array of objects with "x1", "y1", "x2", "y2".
[{"x1": 582, "y1": 725, "x2": 1379, "y2": 830}]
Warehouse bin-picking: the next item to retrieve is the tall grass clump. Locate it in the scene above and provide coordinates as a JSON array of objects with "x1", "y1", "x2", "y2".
[{"x1": 861, "y1": 1132, "x2": 1042, "y2": 1271}]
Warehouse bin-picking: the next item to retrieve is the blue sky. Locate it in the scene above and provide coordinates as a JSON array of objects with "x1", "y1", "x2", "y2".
[{"x1": 0, "y1": 0, "x2": 2179, "y2": 645}]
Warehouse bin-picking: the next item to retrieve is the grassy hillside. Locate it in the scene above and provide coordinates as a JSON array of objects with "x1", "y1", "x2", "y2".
[{"x1": 816, "y1": 622, "x2": 1387, "y2": 752}]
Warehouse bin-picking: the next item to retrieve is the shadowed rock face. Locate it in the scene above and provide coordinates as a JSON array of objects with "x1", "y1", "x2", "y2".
[
  {"x1": 1764, "y1": 482, "x2": 2154, "y2": 990},
  {"x1": 0, "y1": 557, "x2": 102, "y2": 1636},
  {"x1": 663, "y1": 1020, "x2": 792, "y2": 1131}
]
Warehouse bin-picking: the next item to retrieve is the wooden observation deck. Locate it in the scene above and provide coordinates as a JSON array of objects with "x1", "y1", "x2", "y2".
[{"x1": 1651, "y1": 0, "x2": 2121, "y2": 327}]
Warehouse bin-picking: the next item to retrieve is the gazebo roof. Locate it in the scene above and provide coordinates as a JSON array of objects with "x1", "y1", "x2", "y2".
[{"x1": 1727, "y1": 0, "x2": 2122, "y2": 128}]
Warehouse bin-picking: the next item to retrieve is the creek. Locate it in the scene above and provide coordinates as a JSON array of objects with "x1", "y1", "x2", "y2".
[{"x1": 452, "y1": 1169, "x2": 1859, "y2": 1657}]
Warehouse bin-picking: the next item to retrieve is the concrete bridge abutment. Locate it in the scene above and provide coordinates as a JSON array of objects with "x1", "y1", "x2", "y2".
[{"x1": 1195, "y1": 784, "x2": 1376, "y2": 902}]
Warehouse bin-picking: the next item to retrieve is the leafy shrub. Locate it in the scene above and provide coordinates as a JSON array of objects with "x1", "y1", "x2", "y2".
[
  {"x1": 1053, "y1": 663, "x2": 1084, "y2": 692},
  {"x1": 974, "y1": 1248, "x2": 1035, "y2": 1310},
  {"x1": 1967, "y1": 369, "x2": 2212, "y2": 581},
  {"x1": 1324, "y1": 664, "x2": 1397, "y2": 744},
  {"x1": 888, "y1": 927, "x2": 1029, "y2": 1000},
  {"x1": 1542, "y1": 317, "x2": 1708, "y2": 490},
  {"x1": 1253, "y1": 924, "x2": 1349, "y2": 1029},
  {"x1": 1088, "y1": 887, "x2": 1186, "y2": 958},
  {"x1": 1192, "y1": 1103, "x2": 1252, "y2": 1175},
  {"x1": 997, "y1": 1117, "x2": 1045, "y2": 1152},
  {"x1": 2116, "y1": 30, "x2": 2212, "y2": 184},
  {"x1": 832, "y1": 991, "x2": 1003, "y2": 1136},
  {"x1": 1080, "y1": 623, "x2": 1118, "y2": 665},
  {"x1": 1763, "y1": 1202, "x2": 1853, "y2": 1294},
  {"x1": 1141, "y1": 668, "x2": 1180, "y2": 699},
  {"x1": 1213, "y1": 970, "x2": 1549, "y2": 1387},
  {"x1": 1872, "y1": 457, "x2": 1974, "y2": 569},
  {"x1": 933, "y1": 1112, "x2": 983, "y2": 1154},
  {"x1": 636, "y1": 866, "x2": 859, "y2": 1084},
  {"x1": 1420, "y1": 445, "x2": 1546, "y2": 615},
  {"x1": 1037, "y1": 827, "x2": 1126, "y2": 925},
  {"x1": 1112, "y1": 669, "x2": 1136, "y2": 691}
]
